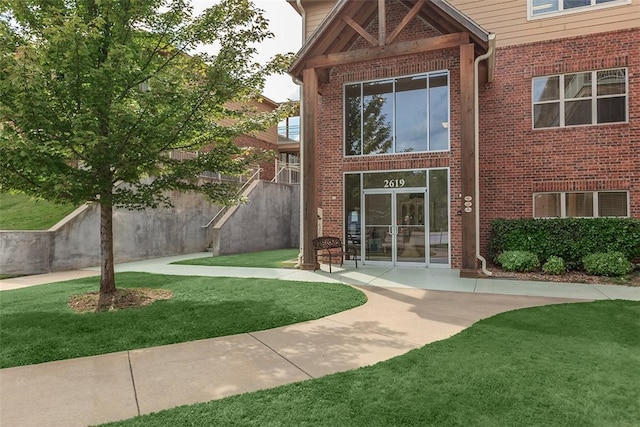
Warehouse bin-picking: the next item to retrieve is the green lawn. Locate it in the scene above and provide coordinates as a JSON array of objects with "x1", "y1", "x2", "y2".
[
  {"x1": 0, "y1": 272, "x2": 366, "y2": 368},
  {"x1": 0, "y1": 192, "x2": 77, "y2": 230},
  {"x1": 105, "y1": 300, "x2": 640, "y2": 427},
  {"x1": 174, "y1": 248, "x2": 300, "y2": 268}
]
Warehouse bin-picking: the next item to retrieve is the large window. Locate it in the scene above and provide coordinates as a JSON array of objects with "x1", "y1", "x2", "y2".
[
  {"x1": 533, "y1": 191, "x2": 629, "y2": 217},
  {"x1": 529, "y1": 0, "x2": 629, "y2": 17},
  {"x1": 345, "y1": 72, "x2": 449, "y2": 156},
  {"x1": 533, "y1": 69, "x2": 627, "y2": 129}
]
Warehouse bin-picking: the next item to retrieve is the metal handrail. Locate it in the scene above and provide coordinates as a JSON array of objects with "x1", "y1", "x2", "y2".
[
  {"x1": 272, "y1": 160, "x2": 300, "y2": 184},
  {"x1": 201, "y1": 167, "x2": 262, "y2": 229}
]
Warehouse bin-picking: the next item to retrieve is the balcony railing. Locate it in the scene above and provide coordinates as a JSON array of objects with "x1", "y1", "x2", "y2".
[
  {"x1": 272, "y1": 159, "x2": 300, "y2": 184},
  {"x1": 166, "y1": 150, "x2": 255, "y2": 183}
]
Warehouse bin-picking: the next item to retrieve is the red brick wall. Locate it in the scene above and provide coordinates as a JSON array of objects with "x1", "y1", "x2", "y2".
[
  {"x1": 233, "y1": 134, "x2": 276, "y2": 182},
  {"x1": 478, "y1": 28, "x2": 640, "y2": 255}
]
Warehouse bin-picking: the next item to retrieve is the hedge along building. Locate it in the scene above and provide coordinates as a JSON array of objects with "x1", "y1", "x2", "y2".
[{"x1": 288, "y1": 0, "x2": 640, "y2": 276}]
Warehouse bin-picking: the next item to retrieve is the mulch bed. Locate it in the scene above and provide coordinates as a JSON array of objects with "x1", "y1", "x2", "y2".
[
  {"x1": 68, "y1": 288, "x2": 173, "y2": 313},
  {"x1": 487, "y1": 266, "x2": 640, "y2": 287}
]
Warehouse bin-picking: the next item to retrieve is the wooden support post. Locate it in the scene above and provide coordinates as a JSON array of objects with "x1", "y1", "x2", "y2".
[
  {"x1": 378, "y1": 0, "x2": 386, "y2": 45},
  {"x1": 301, "y1": 68, "x2": 320, "y2": 270},
  {"x1": 459, "y1": 43, "x2": 478, "y2": 277}
]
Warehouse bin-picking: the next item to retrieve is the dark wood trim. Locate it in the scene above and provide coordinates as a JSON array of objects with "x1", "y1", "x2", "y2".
[
  {"x1": 387, "y1": 0, "x2": 425, "y2": 45},
  {"x1": 342, "y1": 15, "x2": 378, "y2": 47},
  {"x1": 459, "y1": 43, "x2": 477, "y2": 276},
  {"x1": 289, "y1": 0, "x2": 490, "y2": 80},
  {"x1": 301, "y1": 68, "x2": 320, "y2": 271},
  {"x1": 378, "y1": 0, "x2": 386, "y2": 46},
  {"x1": 316, "y1": 68, "x2": 330, "y2": 87},
  {"x1": 306, "y1": 32, "x2": 469, "y2": 70}
]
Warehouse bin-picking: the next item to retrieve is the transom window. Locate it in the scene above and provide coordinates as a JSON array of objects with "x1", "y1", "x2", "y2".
[
  {"x1": 529, "y1": 0, "x2": 629, "y2": 17},
  {"x1": 532, "y1": 68, "x2": 627, "y2": 129},
  {"x1": 534, "y1": 191, "x2": 629, "y2": 218},
  {"x1": 344, "y1": 72, "x2": 450, "y2": 156}
]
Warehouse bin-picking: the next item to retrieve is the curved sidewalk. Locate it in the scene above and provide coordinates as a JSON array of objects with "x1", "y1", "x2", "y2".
[{"x1": 1, "y1": 255, "x2": 638, "y2": 427}]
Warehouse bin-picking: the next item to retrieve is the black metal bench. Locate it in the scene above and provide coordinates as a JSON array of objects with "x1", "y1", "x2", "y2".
[{"x1": 312, "y1": 236, "x2": 358, "y2": 273}]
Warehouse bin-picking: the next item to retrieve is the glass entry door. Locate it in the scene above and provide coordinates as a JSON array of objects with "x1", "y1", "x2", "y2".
[{"x1": 363, "y1": 189, "x2": 426, "y2": 266}]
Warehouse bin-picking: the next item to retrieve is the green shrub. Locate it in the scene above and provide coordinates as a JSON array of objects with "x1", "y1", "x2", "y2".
[
  {"x1": 582, "y1": 252, "x2": 633, "y2": 277},
  {"x1": 542, "y1": 256, "x2": 566, "y2": 275},
  {"x1": 489, "y1": 218, "x2": 640, "y2": 270},
  {"x1": 497, "y1": 251, "x2": 540, "y2": 272}
]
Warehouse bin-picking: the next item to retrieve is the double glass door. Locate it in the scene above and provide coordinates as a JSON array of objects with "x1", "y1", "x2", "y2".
[{"x1": 363, "y1": 189, "x2": 426, "y2": 266}]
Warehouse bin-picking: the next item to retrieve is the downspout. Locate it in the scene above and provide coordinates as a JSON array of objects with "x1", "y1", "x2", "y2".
[
  {"x1": 294, "y1": 0, "x2": 305, "y2": 268},
  {"x1": 473, "y1": 34, "x2": 496, "y2": 277}
]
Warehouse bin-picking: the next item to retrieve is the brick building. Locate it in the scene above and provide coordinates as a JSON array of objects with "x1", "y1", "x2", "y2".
[
  {"x1": 215, "y1": 97, "x2": 282, "y2": 182},
  {"x1": 287, "y1": 0, "x2": 639, "y2": 275}
]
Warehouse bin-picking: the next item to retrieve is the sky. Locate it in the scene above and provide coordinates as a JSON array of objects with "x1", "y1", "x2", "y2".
[{"x1": 192, "y1": 0, "x2": 303, "y2": 103}]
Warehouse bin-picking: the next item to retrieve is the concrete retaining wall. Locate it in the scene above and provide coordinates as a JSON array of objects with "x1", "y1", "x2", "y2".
[
  {"x1": 0, "y1": 231, "x2": 52, "y2": 274},
  {"x1": 0, "y1": 182, "x2": 300, "y2": 275},
  {"x1": 213, "y1": 180, "x2": 300, "y2": 255}
]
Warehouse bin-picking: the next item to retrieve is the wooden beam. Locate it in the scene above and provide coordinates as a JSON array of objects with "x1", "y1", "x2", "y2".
[
  {"x1": 342, "y1": 15, "x2": 378, "y2": 47},
  {"x1": 378, "y1": 0, "x2": 386, "y2": 45},
  {"x1": 330, "y1": 6, "x2": 378, "y2": 55},
  {"x1": 306, "y1": 32, "x2": 469, "y2": 70},
  {"x1": 300, "y1": 68, "x2": 319, "y2": 271},
  {"x1": 387, "y1": 0, "x2": 425, "y2": 45},
  {"x1": 316, "y1": 68, "x2": 330, "y2": 86},
  {"x1": 459, "y1": 43, "x2": 477, "y2": 277}
]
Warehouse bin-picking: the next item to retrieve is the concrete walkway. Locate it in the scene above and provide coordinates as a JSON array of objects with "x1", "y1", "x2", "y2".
[{"x1": 1, "y1": 254, "x2": 639, "y2": 427}]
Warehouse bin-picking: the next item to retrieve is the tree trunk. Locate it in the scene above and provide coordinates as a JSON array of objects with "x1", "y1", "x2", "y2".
[{"x1": 99, "y1": 202, "x2": 116, "y2": 294}]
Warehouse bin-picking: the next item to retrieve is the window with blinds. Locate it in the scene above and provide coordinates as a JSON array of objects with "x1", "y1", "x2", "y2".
[{"x1": 533, "y1": 191, "x2": 628, "y2": 217}]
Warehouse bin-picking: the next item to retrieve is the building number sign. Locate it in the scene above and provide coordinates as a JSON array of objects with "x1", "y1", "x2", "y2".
[{"x1": 383, "y1": 179, "x2": 406, "y2": 188}]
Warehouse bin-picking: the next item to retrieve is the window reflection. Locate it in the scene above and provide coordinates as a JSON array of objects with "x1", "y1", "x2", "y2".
[
  {"x1": 429, "y1": 169, "x2": 449, "y2": 264},
  {"x1": 429, "y1": 75, "x2": 449, "y2": 151},
  {"x1": 565, "y1": 0, "x2": 590, "y2": 9},
  {"x1": 532, "y1": 0, "x2": 624, "y2": 15},
  {"x1": 534, "y1": 193, "x2": 560, "y2": 217},
  {"x1": 533, "y1": 68, "x2": 626, "y2": 128},
  {"x1": 345, "y1": 84, "x2": 362, "y2": 155},
  {"x1": 534, "y1": 103, "x2": 560, "y2": 128},
  {"x1": 363, "y1": 81, "x2": 393, "y2": 155},
  {"x1": 598, "y1": 192, "x2": 628, "y2": 216},
  {"x1": 566, "y1": 192, "x2": 593, "y2": 217},
  {"x1": 597, "y1": 69, "x2": 625, "y2": 95},
  {"x1": 396, "y1": 76, "x2": 427, "y2": 153},
  {"x1": 564, "y1": 73, "x2": 591, "y2": 98},
  {"x1": 533, "y1": 76, "x2": 559, "y2": 102},
  {"x1": 344, "y1": 72, "x2": 449, "y2": 155},
  {"x1": 534, "y1": 191, "x2": 628, "y2": 218},
  {"x1": 565, "y1": 99, "x2": 591, "y2": 126}
]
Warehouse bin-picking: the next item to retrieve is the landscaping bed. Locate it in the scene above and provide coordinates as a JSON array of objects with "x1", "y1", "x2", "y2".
[{"x1": 488, "y1": 265, "x2": 640, "y2": 287}]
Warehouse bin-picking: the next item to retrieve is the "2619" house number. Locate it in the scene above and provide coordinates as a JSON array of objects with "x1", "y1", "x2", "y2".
[{"x1": 383, "y1": 179, "x2": 406, "y2": 188}]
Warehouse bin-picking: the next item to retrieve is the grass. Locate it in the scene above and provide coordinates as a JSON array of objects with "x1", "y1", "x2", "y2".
[
  {"x1": 173, "y1": 248, "x2": 300, "y2": 268},
  {"x1": 0, "y1": 272, "x2": 366, "y2": 368},
  {"x1": 0, "y1": 192, "x2": 77, "y2": 230},
  {"x1": 105, "y1": 300, "x2": 640, "y2": 427}
]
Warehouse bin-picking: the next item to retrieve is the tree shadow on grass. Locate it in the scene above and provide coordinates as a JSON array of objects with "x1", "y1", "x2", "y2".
[{"x1": 0, "y1": 297, "x2": 351, "y2": 369}]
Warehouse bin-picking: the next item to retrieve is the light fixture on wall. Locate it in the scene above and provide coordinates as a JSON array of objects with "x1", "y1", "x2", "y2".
[{"x1": 441, "y1": 121, "x2": 449, "y2": 129}]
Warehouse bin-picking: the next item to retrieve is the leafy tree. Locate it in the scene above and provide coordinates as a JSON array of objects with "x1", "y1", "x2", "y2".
[
  {"x1": 345, "y1": 89, "x2": 392, "y2": 155},
  {"x1": 0, "y1": 0, "x2": 294, "y2": 295},
  {"x1": 362, "y1": 94, "x2": 392, "y2": 155}
]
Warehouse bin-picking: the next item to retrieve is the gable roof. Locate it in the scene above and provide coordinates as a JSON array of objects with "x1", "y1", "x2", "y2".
[{"x1": 289, "y1": 0, "x2": 492, "y2": 82}]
